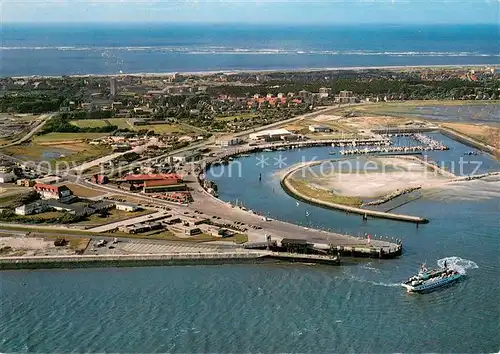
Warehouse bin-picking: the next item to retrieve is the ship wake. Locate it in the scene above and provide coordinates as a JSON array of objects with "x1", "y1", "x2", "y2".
[{"x1": 437, "y1": 256, "x2": 478, "y2": 275}]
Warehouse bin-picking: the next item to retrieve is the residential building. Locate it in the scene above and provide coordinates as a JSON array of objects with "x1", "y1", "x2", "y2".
[
  {"x1": 111, "y1": 101, "x2": 124, "y2": 110},
  {"x1": 318, "y1": 87, "x2": 332, "y2": 98},
  {"x1": 110, "y1": 78, "x2": 118, "y2": 97},
  {"x1": 0, "y1": 173, "x2": 16, "y2": 183},
  {"x1": 335, "y1": 90, "x2": 358, "y2": 104},
  {"x1": 34, "y1": 183, "x2": 73, "y2": 202},
  {"x1": 15, "y1": 202, "x2": 49, "y2": 216},
  {"x1": 91, "y1": 174, "x2": 109, "y2": 185}
]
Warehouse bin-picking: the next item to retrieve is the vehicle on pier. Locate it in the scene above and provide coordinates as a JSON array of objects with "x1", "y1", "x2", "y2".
[{"x1": 401, "y1": 263, "x2": 464, "y2": 293}]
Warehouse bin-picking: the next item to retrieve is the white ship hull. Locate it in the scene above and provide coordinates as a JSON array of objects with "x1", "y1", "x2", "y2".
[{"x1": 401, "y1": 273, "x2": 463, "y2": 293}]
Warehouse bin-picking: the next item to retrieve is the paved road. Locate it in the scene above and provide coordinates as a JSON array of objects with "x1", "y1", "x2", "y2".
[{"x1": 0, "y1": 113, "x2": 53, "y2": 149}]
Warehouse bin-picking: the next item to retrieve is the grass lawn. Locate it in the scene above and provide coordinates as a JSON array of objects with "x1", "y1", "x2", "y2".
[
  {"x1": 216, "y1": 113, "x2": 259, "y2": 122},
  {"x1": 114, "y1": 230, "x2": 248, "y2": 244},
  {"x1": 441, "y1": 123, "x2": 500, "y2": 149},
  {"x1": 2, "y1": 141, "x2": 110, "y2": 165},
  {"x1": 63, "y1": 183, "x2": 104, "y2": 198},
  {"x1": 33, "y1": 132, "x2": 110, "y2": 142},
  {"x1": 70, "y1": 119, "x2": 109, "y2": 129},
  {"x1": 288, "y1": 178, "x2": 362, "y2": 207},
  {"x1": 76, "y1": 209, "x2": 152, "y2": 226},
  {"x1": 104, "y1": 118, "x2": 189, "y2": 134},
  {"x1": 23, "y1": 211, "x2": 67, "y2": 220},
  {"x1": 352, "y1": 100, "x2": 500, "y2": 118},
  {"x1": 51, "y1": 145, "x2": 113, "y2": 169}
]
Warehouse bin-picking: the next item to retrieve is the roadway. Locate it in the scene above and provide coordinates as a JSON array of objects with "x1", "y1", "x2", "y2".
[{"x1": 0, "y1": 113, "x2": 53, "y2": 149}]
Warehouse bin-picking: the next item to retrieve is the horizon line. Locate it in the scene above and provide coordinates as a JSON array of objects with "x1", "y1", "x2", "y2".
[{"x1": 3, "y1": 21, "x2": 499, "y2": 26}]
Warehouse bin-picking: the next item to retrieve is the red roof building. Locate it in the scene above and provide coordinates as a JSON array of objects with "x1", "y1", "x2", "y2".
[
  {"x1": 143, "y1": 179, "x2": 180, "y2": 188},
  {"x1": 121, "y1": 173, "x2": 182, "y2": 183},
  {"x1": 34, "y1": 183, "x2": 73, "y2": 201}
]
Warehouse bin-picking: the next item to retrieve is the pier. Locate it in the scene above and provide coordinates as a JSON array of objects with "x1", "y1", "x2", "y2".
[{"x1": 0, "y1": 250, "x2": 344, "y2": 270}]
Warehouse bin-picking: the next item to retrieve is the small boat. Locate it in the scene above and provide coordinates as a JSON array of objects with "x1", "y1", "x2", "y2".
[
  {"x1": 238, "y1": 154, "x2": 251, "y2": 157},
  {"x1": 329, "y1": 151, "x2": 336, "y2": 155},
  {"x1": 262, "y1": 148, "x2": 273, "y2": 152},
  {"x1": 401, "y1": 263, "x2": 463, "y2": 293}
]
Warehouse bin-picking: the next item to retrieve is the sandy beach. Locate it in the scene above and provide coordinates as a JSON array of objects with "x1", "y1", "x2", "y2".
[{"x1": 9, "y1": 64, "x2": 492, "y2": 79}]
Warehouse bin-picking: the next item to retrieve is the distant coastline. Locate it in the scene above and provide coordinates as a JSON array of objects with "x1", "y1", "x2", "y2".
[{"x1": 6, "y1": 63, "x2": 498, "y2": 79}]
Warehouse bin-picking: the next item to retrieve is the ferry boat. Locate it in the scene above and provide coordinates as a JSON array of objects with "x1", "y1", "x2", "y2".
[{"x1": 401, "y1": 263, "x2": 464, "y2": 293}]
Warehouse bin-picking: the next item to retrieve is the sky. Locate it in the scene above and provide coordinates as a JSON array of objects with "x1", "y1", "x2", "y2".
[{"x1": 1, "y1": 0, "x2": 499, "y2": 24}]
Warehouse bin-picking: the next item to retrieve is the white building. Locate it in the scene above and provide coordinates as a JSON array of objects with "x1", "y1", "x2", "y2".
[
  {"x1": 216, "y1": 137, "x2": 243, "y2": 148},
  {"x1": 0, "y1": 173, "x2": 16, "y2": 183},
  {"x1": 15, "y1": 202, "x2": 49, "y2": 216},
  {"x1": 115, "y1": 202, "x2": 140, "y2": 212},
  {"x1": 318, "y1": 87, "x2": 332, "y2": 98},
  {"x1": 308, "y1": 125, "x2": 331, "y2": 133},
  {"x1": 249, "y1": 128, "x2": 294, "y2": 141}
]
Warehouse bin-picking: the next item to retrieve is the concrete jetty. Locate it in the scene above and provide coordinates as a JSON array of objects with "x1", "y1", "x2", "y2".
[{"x1": 0, "y1": 251, "x2": 344, "y2": 270}]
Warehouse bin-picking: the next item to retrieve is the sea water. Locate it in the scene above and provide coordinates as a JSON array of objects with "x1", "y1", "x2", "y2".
[
  {"x1": 1, "y1": 135, "x2": 499, "y2": 352},
  {"x1": 1, "y1": 24, "x2": 498, "y2": 76}
]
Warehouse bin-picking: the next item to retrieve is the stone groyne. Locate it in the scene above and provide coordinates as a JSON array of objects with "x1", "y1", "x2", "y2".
[
  {"x1": 281, "y1": 161, "x2": 428, "y2": 224},
  {"x1": 362, "y1": 186, "x2": 422, "y2": 207}
]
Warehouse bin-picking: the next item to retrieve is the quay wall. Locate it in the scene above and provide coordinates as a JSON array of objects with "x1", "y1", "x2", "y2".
[
  {"x1": 0, "y1": 252, "x2": 268, "y2": 270},
  {"x1": 439, "y1": 127, "x2": 498, "y2": 157},
  {"x1": 280, "y1": 161, "x2": 428, "y2": 224}
]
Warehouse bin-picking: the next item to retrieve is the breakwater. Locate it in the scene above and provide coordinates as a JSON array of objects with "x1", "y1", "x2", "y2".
[
  {"x1": 0, "y1": 253, "x2": 265, "y2": 270},
  {"x1": 362, "y1": 186, "x2": 422, "y2": 207},
  {"x1": 280, "y1": 161, "x2": 428, "y2": 224},
  {"x1": 0, "y1": 251, "x2": 349, "y2": 270}
]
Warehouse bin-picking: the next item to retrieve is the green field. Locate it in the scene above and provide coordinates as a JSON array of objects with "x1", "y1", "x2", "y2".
[
  {"x1": 76, "y1": 209, "x2": 152, "y2": 226},
  {"x1": 105, "y1": 118, "x2": 190, "y2": 134},
  {"x1": 288, "y1": 178, "x2": 362, "y2": 207},
  {"x1": 50, "y1": 145, "x2": 113, "y2": 168},
  {"x1": 33, "y1": 132, "x2": 110, "y2": 142},
  {"x1": 349, "y1": 100, "x2": 500, "y2": 118},
  {"x1": 70, "y1": 120, "x2": 109, "y2": 129}
]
